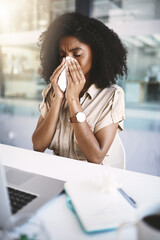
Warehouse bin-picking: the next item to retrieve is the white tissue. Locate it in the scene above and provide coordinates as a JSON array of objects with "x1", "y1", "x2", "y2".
[
  {"x1": 58, "y1": 68, "x2": 67, "y2": 92},
  {"x1": 58, "y1": 57, "x2": 75, "y2": 92},
  {"x1": 95, "y1": 172, "x2": 119, "y2": 194}
]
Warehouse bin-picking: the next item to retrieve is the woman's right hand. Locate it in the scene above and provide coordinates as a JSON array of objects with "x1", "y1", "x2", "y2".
[{"x1": 50, "y1": 58, "x2": 66, "y2": 100}]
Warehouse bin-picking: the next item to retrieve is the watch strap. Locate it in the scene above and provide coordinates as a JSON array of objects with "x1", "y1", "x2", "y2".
[
  {"x1": 69, "y1": 112, "x2": 86, "y2": 123},
  {"x1": 70, "y1": 114, "x2": 78, "y2": 123}
]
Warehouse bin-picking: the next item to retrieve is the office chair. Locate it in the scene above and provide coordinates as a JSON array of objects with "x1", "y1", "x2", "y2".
[{"x1": 102, "y1": 134, "x2": 126, "y2": 169}]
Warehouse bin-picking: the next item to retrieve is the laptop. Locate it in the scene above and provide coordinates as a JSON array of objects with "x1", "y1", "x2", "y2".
[{"x1": 0, "y1": 146, "x2": 65, "y2": 230}]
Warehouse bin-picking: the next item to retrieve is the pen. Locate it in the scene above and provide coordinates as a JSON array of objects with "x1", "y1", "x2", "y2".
[{"x1": 117, "y1": 188, "x2": 137, "y2": 208}]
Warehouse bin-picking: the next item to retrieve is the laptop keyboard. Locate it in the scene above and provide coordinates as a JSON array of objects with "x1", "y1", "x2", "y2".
[{"x1": 7, "y1": 187, "x2": 37, "y2": 214}]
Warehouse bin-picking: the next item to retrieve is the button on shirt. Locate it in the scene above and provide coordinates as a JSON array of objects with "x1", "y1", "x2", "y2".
[{"x1": 39, "y1": 83, "x2": 125, "y2": 161}]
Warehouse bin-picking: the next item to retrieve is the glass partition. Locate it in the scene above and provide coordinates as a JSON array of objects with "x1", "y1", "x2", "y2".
[
  {"x1": 0, "y1": 0, "x2": 75, "y2": 103},
  {"x1": 1, "y1": 46, "x2": 44, "y2": 100},
  {"x1": 123, "y1": 34, "x2": 160, "y2": 106}
]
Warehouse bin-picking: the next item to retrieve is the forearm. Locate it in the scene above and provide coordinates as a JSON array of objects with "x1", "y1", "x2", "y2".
[
  {"x1": 32, "y1": 97, "x2": 63, "y2": 152},
  {"x1": 68, "y1": 99, "x2": 104, "y2": 164},
  {"x1": 74, "y1": 124, "x2": 104, "y2": 164}
]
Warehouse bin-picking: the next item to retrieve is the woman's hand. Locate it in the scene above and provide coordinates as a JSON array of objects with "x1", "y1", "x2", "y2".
[
  {"x1": 50, "y1": 58, "x2": 66, "y2": 100},
  {"x1": 65, "y1": 58, "x2": 86, "y2": 103}
]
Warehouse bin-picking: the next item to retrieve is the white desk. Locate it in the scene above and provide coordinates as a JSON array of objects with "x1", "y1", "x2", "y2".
[{"x1": 1, "y1": 144, "x2": 160, "y2": 240}]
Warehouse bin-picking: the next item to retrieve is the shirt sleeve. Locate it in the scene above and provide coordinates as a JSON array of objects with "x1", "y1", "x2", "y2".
[
  {"x1": 39, "y1": 83, "x2": 52, "y2": 119},
  {"x1": 94, "y1": 87, "x2": 125, "y2": 133}
]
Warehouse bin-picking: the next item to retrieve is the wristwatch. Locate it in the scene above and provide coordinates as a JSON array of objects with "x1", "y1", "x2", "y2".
[{"x1": 69, "y1": 112, "x2": 86, "y2": 123}]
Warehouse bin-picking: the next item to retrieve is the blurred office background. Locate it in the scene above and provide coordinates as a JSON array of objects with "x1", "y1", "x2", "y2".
[{"x1": 0, "y1": 0, "x2": 160, "y2": 176}]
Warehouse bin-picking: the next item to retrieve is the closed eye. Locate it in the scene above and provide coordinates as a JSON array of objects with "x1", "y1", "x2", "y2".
[{"x1": 74, "y1": 54, "x2": 81, "y2": 57}]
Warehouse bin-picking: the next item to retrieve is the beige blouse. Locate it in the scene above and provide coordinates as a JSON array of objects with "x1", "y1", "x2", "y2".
[{"x1": 39, "y1": 83, "x2": 125, "y2": 161}]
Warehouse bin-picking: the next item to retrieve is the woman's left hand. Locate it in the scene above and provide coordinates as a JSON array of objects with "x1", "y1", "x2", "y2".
[{"x1": 65, "y1": 58, "x2": 86, "y2": 103}]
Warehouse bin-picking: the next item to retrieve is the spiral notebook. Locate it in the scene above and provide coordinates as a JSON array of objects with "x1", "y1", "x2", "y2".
[{"x1": 64, "y1": 178, "x2": 137, "y2": 233}]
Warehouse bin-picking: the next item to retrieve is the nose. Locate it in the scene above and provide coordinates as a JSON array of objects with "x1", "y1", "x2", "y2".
[{"x1": 65, "y1": 53, "x2": 73, "y2": 58}]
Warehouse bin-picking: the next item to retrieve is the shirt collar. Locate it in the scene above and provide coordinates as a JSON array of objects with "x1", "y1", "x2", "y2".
[{"x1": 85, "y1": 84, "x2": 100, "y2": 99}]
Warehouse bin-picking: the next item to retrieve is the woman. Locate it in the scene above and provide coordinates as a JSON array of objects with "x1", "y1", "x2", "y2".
[{"x1": 32, "y1": 12, "x2": 127, "y2": 164}]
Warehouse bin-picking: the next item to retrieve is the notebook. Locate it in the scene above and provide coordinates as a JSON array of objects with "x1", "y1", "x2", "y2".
[
  {"x1": 64, "y1": 177, "x2": 137, "y2": 233},
  {"x1": 0, "y1": 145, "x2": 65, "y2": 230}
]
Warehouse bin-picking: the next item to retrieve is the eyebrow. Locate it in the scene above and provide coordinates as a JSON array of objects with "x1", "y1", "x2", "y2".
[{"x1": 59, "y1": 47, "x2": 82, "y2": 53}]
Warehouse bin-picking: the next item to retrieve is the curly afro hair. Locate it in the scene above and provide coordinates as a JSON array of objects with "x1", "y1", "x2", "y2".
[{"x1": 38, "y1": 12, "x2": 127, "y2": 88}]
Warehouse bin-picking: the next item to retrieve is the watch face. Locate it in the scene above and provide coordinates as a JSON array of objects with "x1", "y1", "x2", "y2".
[{"x1": 76, "y1": 112, "x2": 86, "y2": 122}]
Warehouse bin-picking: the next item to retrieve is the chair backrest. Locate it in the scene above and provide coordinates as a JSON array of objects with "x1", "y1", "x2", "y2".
[{"x1": 102, "y1": 134, "x2": 126, "y2": 169}]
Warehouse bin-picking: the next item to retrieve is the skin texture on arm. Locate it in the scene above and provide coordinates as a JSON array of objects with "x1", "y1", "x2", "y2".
[
  {"x1": 32, "y1": 97, "x2": 63, "y2": 152},
  {"x1": 32, "y1": 59, "x2": 66, "y2": 152}
]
